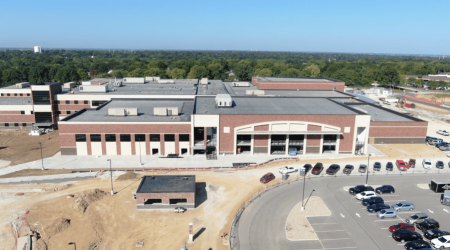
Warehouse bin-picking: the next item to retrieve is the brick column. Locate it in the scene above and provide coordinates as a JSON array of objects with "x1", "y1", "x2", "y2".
[
  {"x1": 145, "y1": 134, "x2": 150, "y2": 155},
  {"x1": 131, "y1": 135, "x2": 136, "y2": 155},
  {"x1": 116, "y1": 133, "x2": 121, "y2": 155},
  {"x1": 189, "y1": 134, "x2": 192, "y2": 155},
  {"x1": 160, "y1": 134, "x2": 165, "y2": 155},
  {"x1": 204, "y1": 127, "x2": 207, "y2": 146},
  {"x1": 87, "y1": 134, "x2": 92, "y2": 155},
  {"x1": 175, "y1": 134, "x2": 179, "y2": 155},
  {"x1": 101, "y1": 134, "x2": 106, "y2": 155}
]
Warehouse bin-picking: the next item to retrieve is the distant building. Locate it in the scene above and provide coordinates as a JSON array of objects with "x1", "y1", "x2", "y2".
[{"x1": 34, "y1": 46, "x2": 41, "y2": 53}]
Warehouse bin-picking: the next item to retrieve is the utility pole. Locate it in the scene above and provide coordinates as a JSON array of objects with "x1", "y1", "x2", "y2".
[
  {"x1": 39, "y1": 142, "x2": 44, "y2": 170},
  {"x1": 107, "y1": 159, "x2": 114, "y2": 195},
  {"x1": 365, "y1": 153, "x2": 374, "y2": 186}
]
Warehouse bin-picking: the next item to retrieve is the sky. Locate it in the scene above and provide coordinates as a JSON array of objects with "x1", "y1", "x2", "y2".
[{"x1": 0, "y1": 0, "x2": 448, "y2": 55}]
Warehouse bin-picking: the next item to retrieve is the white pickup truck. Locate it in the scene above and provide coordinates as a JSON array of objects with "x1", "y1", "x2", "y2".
[{"x1": 383, "y1": 98, "x2": 398, "y2": 104}]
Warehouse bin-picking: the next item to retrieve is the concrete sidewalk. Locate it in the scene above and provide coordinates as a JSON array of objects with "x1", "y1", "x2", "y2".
[{"x1": 0, "y1": 172, "x2": 99, "y2": 184}]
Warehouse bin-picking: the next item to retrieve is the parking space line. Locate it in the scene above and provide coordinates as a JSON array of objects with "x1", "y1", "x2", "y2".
[
  {"x1": 325, "y1": 247, "x2": 357, "y2": 249},
  {"x1": 319, "y1": 238, "x2": 351, "y2": 241},
  {"x1": 384, "y1": 200, "x2": 406, "y2": 202},
  {"x1": 315, "y1": 230, "x2": 345, "y2": 232},
  {"x1": 381, "y1": 228, "x2": 388, "y2": 229},
  {"x1": 310, "y1": 223, "x2": 338, "y2": 225},
  {"x1": 374, "y1": 219, "x2": 402, "y2": 222}
]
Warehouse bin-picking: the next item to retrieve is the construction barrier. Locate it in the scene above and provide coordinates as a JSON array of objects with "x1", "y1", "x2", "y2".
[{"x1": 404, "y1": 95, "x2": 442, "y2": 106}]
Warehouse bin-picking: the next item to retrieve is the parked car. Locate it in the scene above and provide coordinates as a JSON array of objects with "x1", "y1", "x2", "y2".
[
  {"x1": 279, "y1": 166, "x2": 298, "y2": 174},
  {"x1": 447, "y1": 151, "x2": 450, "y2": 158},
  {"x1": 373, "y1": 162, "x2": 382, "y2": 171},
  {"x1": 389, "y1": 223, "x2": 415, "y2": 233},
  {"x1": 362, "y1": 196, "x2": 384, "y2": 206},
  {"x1": 392, "y1": 201, "x2": 415, "y2": 211},
  {"x1": 396, "y1": 160, "x2": 411, "y2": 171},
  {"x1": 377, "y1": 209, "x2": 397, "y2": 219},
  {"x1": 326, "y1": 164, "x2": 340, "y2": 175},
  {"x1": 436, "y1": 161, "x2": 445, "y2": 169},
  {"x1": 441, "y1": 190, "x2": 450, "y2": 205},
  {"x1": 417, "y1": 219, "x2": 440, "y2": 232},
  {"x1": 311, "y1": 163, "x2": 324, "y2": 175},
  {"x1": 422, "y1": 159, "x2": 432, "y2": 170},
  {"x1": 356, "y1": 191, "x2": 376, "y2": 200},
  {"x1": 435, "y1": 142, "x2": 449, "y2": 149},
  {"x1": 440, "y1": 145, "x2": 450, "y2": 151},
  {"x1": 343, "y1": 165, "x2": 354, "y2": 174},
  {"x1": 358, "y1": 164, "x2": 367, "y2": 173},
  {"x1": 427, "y1": 136, "x2": 438, "y2": 142},
  {"x1": 301, "y1": 164, "x2": 312, "y2": 174},
  {"x1": 437, "y1": 130, "x2": 450, "y2": 136},
  {"x1": 349, "y1": 185, "x2": 374, "y2": 195},
  {"x1": 376, "y1": 185, "x2": 395, "y2": 194},
  {"x1": 404, "y1": 240, "x2": 431, "y2": 250},
  {"x1": 260, "y1": 173, "x2": 275, "y2": 183},
  {"x1": 367, "y1": 203, "x2": 390, "y2": 213},
  {"x1": 406, "y1": 213, "x2": 429, "y2": 224},
  {"x1": 431, "y1": 235, "x2": 450, "y2": 249},
  {"x1": 386, "y1": 162, "x2": 394, "y2": 171},
  {"x1": 392, "y1": 230, "x2": 423, "y2": 243},
  {"x1": 424, "y1": 229, "x2": 450, "y2": 240},
  {"x1": 409, "y1": 159, "x2": 416, "y2": 168},
  {"x1": 428, "y1": 139, "x2": 443, "y2": 145}
]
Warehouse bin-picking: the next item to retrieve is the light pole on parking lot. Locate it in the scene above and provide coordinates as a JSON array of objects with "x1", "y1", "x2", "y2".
[
  {"x1": 107, "y1": 159, "x2": 114, "y2": 195},
  {"x1": 365, "y1": 153, "x2": 374, "y2": 186}
]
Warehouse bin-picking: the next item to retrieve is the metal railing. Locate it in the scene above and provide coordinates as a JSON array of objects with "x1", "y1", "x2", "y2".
[
  {"x1": 236, "y1": 140, "x2": 251, "y2": 145},
  {"x1": 271, "y1": 140, "x2": 286, "y2": 145}
]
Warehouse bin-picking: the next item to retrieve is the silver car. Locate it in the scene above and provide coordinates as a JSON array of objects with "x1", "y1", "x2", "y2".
[
  {"x1": 406, "y1": 213, "x2": 428, "y2": 224},
  {"x1": 376, "y1": 209, "x2": 397, "y2": 219},
  {"x1": 392, "y1": 201, "x2": 415, "y2": 211}
]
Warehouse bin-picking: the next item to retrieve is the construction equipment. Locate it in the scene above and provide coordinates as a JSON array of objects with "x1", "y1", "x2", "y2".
[{"x1": 397, "y1": 98, "x2": 406, "y2": 108}]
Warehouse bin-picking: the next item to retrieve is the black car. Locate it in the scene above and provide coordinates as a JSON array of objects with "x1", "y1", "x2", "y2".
[
  {"x1": 376, "y1": 185, "x2": 395, "y2": 194},
  {"x1": 302, "y1": 164, "x2": 312, "y2": 173},
  {"x1": 362, "y1": 196, "x2": 384, "y2": 206},
  {"x1": 404, "y1": 240, "x2": 431, "y2": 250},
  {"x1": 373, "y1": 162, "x2": 382, "y2": 171},
  {"x1": 436, "y1": 161, "x2": 444, "y2": 169},
  {"x1": 386, "y1": 162, "x2": 394, "y2": 171},
  {"x1": 424, "y1": 229, "x2": 450, "y2": 240},
  {"x1": 416, "y1": 219, "x2": 440, "y2": 232},
  {"x1": 349, "y1": 185, "x2": 374, "y2": 195},
  {"x1": 367, "y1": 203, "x2": 390, "y2": 212},
  {"x1": 326, "y1": 164, "x2": 340, "y2": 175},
  {"x1": 392, "y1": 230, "x2": 423, "y2": 242},
  {"x1": 343, "y1": 165, "x2": 354, "y2": 174}
]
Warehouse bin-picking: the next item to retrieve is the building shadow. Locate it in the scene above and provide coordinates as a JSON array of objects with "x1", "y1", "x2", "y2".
[
  {"x1": 0, "y1": 146, "x2": 7, "y2": 150},
  {"x1": 193, "y1": 227, "x2": 206, "y2": 241},
  {"x1": 196, "y1": 182, "x2": 207, "y2": 207}
]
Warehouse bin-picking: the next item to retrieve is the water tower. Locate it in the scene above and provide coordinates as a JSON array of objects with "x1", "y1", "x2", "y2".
[{"x1": 34, "y1": 46, "x2": 42, "y2": 53}]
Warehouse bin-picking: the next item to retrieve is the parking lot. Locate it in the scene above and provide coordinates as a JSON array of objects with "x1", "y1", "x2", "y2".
[{"x1": 331, "y1": 175, "x2": 449, "y2": 250}]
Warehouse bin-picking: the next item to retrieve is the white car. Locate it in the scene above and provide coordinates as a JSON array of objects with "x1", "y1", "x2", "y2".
[
  {"x1": 437, "y1": 130, "x2": 450, "y2": 136},
  {"x1": 447, "y1": 152, "x2": 450, "y2": 158},
  {"x1": 431, "y1": 235, "x2": 450, "y2": 249},
  {"x1": 279, "y1": 166, "x2": 298, "y2": 174},
  {"x1": 355, "y1": 191, "x2": 376, "y2": 200},
  {"x1": 423, "y1": 159, "x2": 432, "y2": 169}
]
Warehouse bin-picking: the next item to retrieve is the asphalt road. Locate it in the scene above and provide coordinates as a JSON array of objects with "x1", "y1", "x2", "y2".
[{"x1": 237, "y1": 173, "x2": 450, "y2": 250}]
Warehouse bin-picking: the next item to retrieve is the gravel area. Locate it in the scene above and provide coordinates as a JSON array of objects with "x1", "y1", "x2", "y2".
[{"x1": 285, "y1": 196, "x2": 331, "y2": 240}]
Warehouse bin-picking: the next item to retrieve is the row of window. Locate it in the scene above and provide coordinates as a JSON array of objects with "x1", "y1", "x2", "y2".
[
  {"x1": 57, "y1": 100, "x2": 89, "y2": 105},
  {"x1": 76, "y1": 134, "x2": 190, "y2": 142},
  {"x1": 2, "y1": 123, "x2": 30, "y2": 127},
  {"x1": 1, "y1": 93, "x2": 31, "y2": 97},
  {"x1": 57, "y1": 110, "x2": 76, "y2": 115}
]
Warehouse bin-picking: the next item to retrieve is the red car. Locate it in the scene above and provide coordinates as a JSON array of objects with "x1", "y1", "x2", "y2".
[
  {"x1": 260, "y1": 172, "x2": 275, "y2": 183},
  {"x1": 389, "y1": 223, "x2": 415, "y2": 233},
  {"x1": 311, "y1": 163, "x2": 324, "y2": 175},
  {"x1": 396, "y1": 160, "x2": 411, "y2": 171}
]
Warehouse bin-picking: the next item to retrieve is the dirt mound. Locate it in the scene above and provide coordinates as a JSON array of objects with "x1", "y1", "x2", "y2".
[
  {"x1": 42, "y1": 218, "x2": 70, "y2": 239},
  {"x1": 74, "y1": 189, "x2": 107, "y2": 213},
  {"x1": 116, "y1": 171, "x2": 140, "y2": 181},
  {"x1": 35, "y1": 239, "x2": 48, "y2": 250}
]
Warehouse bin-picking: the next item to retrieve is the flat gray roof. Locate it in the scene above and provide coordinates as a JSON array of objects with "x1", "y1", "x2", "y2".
[
  {"x1": 347, "y1": 104, "x2": 416, "y2": 122},
  {"x1": 197, "y1": 80, "x2": 229, "y2": 95},
  {"x1": 64, "y1": 82, "x2": 197, "y2": 96},
  {"x1": 195, "y1": 96, "x2": 359, "y2": 115},
  {"x1": 0, "y1": 97, "x2": 32, "y2": 105},
  {"x1": 256, "y1": 76, "x2": 341, "y2": 82},
  {"x1": 64, "y1": 99, "x2": 194, "y2": 123},
  {"x1": 136, "y1": 175, "x2": 196, "y2": 193}
]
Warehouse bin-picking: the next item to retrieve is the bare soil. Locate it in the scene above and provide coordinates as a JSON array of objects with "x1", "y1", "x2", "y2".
[
  {"x1": 0, "y1": 169, "x2": 73, "y2": 179},
  {"x1": 0, "y1": 130, "x2": 61, "y2": 167},
  {"x1": 373, "y1": 144, "x2": 446, "y2": 158}
]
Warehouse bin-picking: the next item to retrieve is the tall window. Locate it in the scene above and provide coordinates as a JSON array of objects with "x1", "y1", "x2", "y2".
[
  {"x1": 164, "y1": 134, "x2": 175, "y2": 142},
  {"x1": 135, "y1": 134, "x2": 145, "y2": 142},
  {"x1": 120, "y1": 134, "x2": 131, "y2": 142},
  {"x1": 75, "y1": 134, "x2": 86, "y2": 142},
  {"x1": 150, "y1": 134, "x2": 160, "y2": 141},
  {"x1": 179, "y1": 134, "x2": 190, "y2": 141},
  {"x1": 90, "y1": 134, "x2": 101, "y2": 142},
  {"x1": 32, "y1": 91, "x2": 51, "y2": 105},
  {"x1": 105, "y1": 134, "x2": 116, "y2": 142}
]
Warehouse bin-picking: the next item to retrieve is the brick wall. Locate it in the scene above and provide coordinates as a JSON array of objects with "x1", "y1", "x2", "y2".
[
  {"x1": 306, "y1": 134, "x2": 321, "y2": 146},
  {"x1": 59, "y1": 123, "x2": 191, "y2": 134},
  {"x1": 0, "y1": 111, "x2": 22, "y2": 114},
  {"x1": 0, "y1": 114, "x2": 35, "y2": 123},
  {"x1": 136, "y1": 192, "x2": 195, "y2": 205},
  {"x1": 369, "y1": 121, "x2": 428, "y2": 138},
  {"x1": 308, "y1": 124, "x2": 321, "y2": 131},
  {"x1": 255, "y1": 125, "x2": 269, "y2": 131},
  {"x1": 251, "y1": 77, "x2": 345, "y2": 91},
  {"x1": 254, "y1": 135, "x2": 268, "y2": 146},
  {"x1": 219, "y1": 115, "x2": 356, "y2": 153}
]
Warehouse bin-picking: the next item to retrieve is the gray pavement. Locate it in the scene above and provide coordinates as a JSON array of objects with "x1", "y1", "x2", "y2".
[
  {"x1": 237, "y1": 173, "x2": 450, "y2": 250},
  {"x1": 0, "y1": 172, "x2": 98, "y2": 184}
]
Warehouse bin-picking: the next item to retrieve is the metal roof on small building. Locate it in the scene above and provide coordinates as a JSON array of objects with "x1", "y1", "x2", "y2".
[{"x1": 136, "y1": 175, "x2": 196, "y2": 193}]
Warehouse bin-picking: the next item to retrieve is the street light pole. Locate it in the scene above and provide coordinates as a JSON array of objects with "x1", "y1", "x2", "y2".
[
  {"x1": 68, "y1": 242, "x2": 76, "y2": 250},
  {"x1": 365, "y1": 153, "x2": 374, "y2": 186},
  {"x1": 39, "y1": 142, "x2": 44, "y2": 171},
  {"x1": 107, "y1": 159, "x2": 114, "y2": 195},
  {"x1": 301, "y1": 166, "x2": 307, "y2": 211}
]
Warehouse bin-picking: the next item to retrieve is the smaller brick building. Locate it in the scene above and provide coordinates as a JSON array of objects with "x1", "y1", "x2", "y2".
[{"x1": 136, "y1": 175, "x2": 196, "y2": 210}]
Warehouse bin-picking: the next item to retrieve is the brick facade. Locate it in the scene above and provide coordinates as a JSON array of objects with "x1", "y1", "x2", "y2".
[
  {"x1": 369, "y1": 121, "x2": 428, "y2": 138},
  {"x1": 251, "y1": 77, "x2": 345, "y2": 91},
  {"x1": 254, "y1": 135, "x2": 269, "y2": 146},
  {"x1": 0, "y1": 114, "x2": 35, "y2": 123},
  {"x1": 307, "y1": 134, "x2": 321, "y2": 146}
]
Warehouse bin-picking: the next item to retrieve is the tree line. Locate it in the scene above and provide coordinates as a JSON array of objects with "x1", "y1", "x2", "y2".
[{"x1": 1, "y1": 49, "x2": 450, "y2": 88}]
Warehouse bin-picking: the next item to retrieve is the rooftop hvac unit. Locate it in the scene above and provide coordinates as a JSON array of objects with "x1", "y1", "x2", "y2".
[
  {"x1": 123, "y1": 77, "x2": 145, "y2": 84},
  {"x1": 15, "y1": 82, "x2": 30, "y2": 88},
  {"x1": 200, "y1": 78, "x2": 208, "y2": 85},
  {"x1": 215, "y1": 94, "x2": 233, "y2": 107},
  {"x1": 79, "y1": 85, "x2": 108, "y2": 93},
  {"x1": 153, "y1": 107, "x2": 179, "y2": 116},
  {"x1": 245, "y1": 90, "x2": 265, "y2": 96},
  {"x1": 108, "y1": 108, "x2": 138, "y2": 116}
]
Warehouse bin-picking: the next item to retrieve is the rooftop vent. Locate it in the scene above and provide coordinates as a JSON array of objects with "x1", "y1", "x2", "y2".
[
  {"x1": 246, "y1": 90, "x2": 265, "y2": 96},
  {"x1": 108, "y1": 108, "x2": 138, "y2": 116},
  {"x1": 200, "y1": 78, "x2": 209, "y2": 85},
  {"x1": 79, "y1": 85, "x2": 108, "y2": 93},
  {"x1": 153, "y1": 107, "x2": 179, "y2": 116},
  {"x1": 215, "y1": 94, "x2": 233, "y2": 108}
]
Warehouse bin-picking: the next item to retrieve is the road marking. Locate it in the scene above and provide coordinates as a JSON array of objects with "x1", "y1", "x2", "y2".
[
  {"x1": 320, "y1": 238, "x2": 351, "y2": 241},
  {"x1": 356, "y1": 213, "x2": 360, "y2": 218},
  {"x1": 367, "y1": 214, "x2": 377, "y2": 216},
  {"x1": 381, "y1": 228, "x2": 388, "y2": 229},
  {"x1": 397, "y1": 211, "x2": 420, "y2": 214},
  {"x1": 444, "y1": 209, "x2": 449, "y2": 213},
  {"x1": 374, "y1": 219, "x2": 402, "y2": 222},
  {"x1": 315, "y1": 230, "x2": 345, "y2": 232},
  {"x1": 340, "y1": 213, "x2": 345, "y2": 218},
  {"x1": 384, "y1": 200, "x2": 406, "y2": 202},
  {"x1": 324, "y1": 247, "x2": 357, "y2": 249},
  {"x1": 428, "y1": 209, "x2": 434, "y2": 214},
  {"x1": 310, "y1": 223, "x2": 338, "y2": 225}
]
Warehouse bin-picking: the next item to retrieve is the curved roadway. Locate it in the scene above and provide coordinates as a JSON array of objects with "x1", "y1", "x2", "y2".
[{"x1": 237, "y1": 174, "x2": 446, "y2": 250}]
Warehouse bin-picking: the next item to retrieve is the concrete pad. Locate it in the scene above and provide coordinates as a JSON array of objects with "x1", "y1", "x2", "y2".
[
  {"x1": 316, "y1": 230, "x2": 349, "y2": 239},
  {"x1": 0, "y1": 160, "x2": 10, "y2": 169},
  {"x1": 310, "y1": 223, "x2": 343, "y2": 232},
  {"x1": 0, "y1": 172, "x2": 98, "y2": 184},
  {"x1": 307, "y1": 216, "x2": 337, "y2": 225}
]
